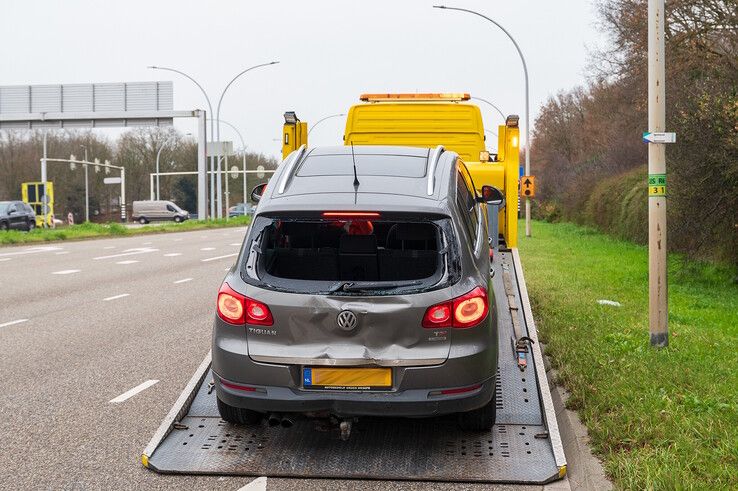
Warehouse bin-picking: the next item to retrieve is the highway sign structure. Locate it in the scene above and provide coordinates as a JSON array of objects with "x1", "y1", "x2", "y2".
[
  {"x1": 520, "y1": 175, "x2": 536, "y2": 198},
  {"x1": 642, "y1": 131, "x2": 676, "y2": 144}
]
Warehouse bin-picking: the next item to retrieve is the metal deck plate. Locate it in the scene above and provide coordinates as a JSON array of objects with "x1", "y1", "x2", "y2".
[{"x1": 145, "y1": 251, "x2": 562, "y2": 484}]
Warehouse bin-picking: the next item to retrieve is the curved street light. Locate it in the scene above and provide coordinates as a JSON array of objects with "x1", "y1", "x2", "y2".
[
  {"x1": 308, "y1": 113, "x2": 346, "y2": 137},
  {"x1": 433, "y1": 5, "x2": 532, "y2": 237},
  {"x1": 213, "y1": 61, "x2": 279, "y2": 218},
  {"x1": 471, "y1": 96, "x2": 506, "y2": 122},
  {"x1": 208, "y1": 118, "x2": 248, "y2": 207},
  {"x1": 147, "y1": 65, "x2": 217, "y2": 218}
]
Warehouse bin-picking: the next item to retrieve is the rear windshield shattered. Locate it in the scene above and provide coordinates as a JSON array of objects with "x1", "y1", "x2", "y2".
[{"x1": 241, "y1": 216, "x2": 460, "y2": 295}]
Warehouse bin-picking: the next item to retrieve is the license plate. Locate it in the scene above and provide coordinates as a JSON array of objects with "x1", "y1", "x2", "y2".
[{"x1": 302, "y1": 367, "x2": 392, "y2": 391}]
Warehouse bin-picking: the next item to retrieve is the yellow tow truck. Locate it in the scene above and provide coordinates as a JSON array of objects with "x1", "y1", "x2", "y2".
[{"x1": 281, "y1": 92, "x2": 520, "y2": 248}]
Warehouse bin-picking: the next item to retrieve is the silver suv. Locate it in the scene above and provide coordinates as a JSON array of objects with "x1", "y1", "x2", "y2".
[{"x1": 212, "y1": 145, "x2": 502, "y2": 430}]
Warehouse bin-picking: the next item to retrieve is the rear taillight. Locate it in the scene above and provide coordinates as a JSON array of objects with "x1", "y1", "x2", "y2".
[
  {"x1": 217, "y1": 283, "x2": 273, "y2": 326},
  {"x1": 422, "y1": 286, "x2": 489, "y2": 329}
]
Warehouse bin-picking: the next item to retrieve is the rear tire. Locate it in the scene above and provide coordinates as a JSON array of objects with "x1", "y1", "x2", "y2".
[
  {"x1": 217, "y1": 397, "x2": 262, "y2": 425},
  {"x1": 27, "y1": 220, "x2": 35, "y2": 231},
  {"x1": 0, "y1": 221, "x2": 8, "y2": 231},
  {"x1": 174, "y1": 216, "x2": 182, "y2": 223},
  {"x1": 138, "y1": 217, "x2": 148, "y2": 225},
  {"x1": 457, "y1": 390, "x2": 497, "y2": 431}
]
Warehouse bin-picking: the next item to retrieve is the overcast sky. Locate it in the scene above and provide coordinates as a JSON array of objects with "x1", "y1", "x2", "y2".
[{"x1": 1, "y1": 0, "x2": 604, "y2": 160}]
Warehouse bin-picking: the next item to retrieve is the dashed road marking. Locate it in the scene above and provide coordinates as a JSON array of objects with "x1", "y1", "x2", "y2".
[
  {"x1": 0, "y1": 246, "x2": 61, "y2": 257},
  {"x1": 103, "y1": 246, "x2": 116, "y2": 249},
  {"x1": 55, "y1": 251, "x2": 70, "y2": 255},
  {"x1": 200, "y1": 247, "x2": 216, "y2": 251},
  {"x1": 0, "y1": 319, "x2": 28, "y2": 328},
  {"x1": 93, "y1": 247, "x2": 157, "y2": 260},
  {"x1": 143, "y1": 241, "x2": 152, "y2": 245},
  {"x1": 164, "y1": 253, "x2": 182, "y2": 257},
  {"x1": 109, "y1": 379, "x2": 159, "y2": 403},
  {"x1": 174, "y1": 278, "x2": 193, "y2": 284},
  {"x1": 103, "y1": 293, "x2": 130, "y2": 302},
  {"x1": 0, "y1": 258, "x2": 11, "y2": 262},
  {"x1": 173, "y1": 238, "x2": 183, "y2": 242},
  {"x1": 202, "y1": 253, "x2": 238, "y2": 262},
  {"x1": 116, "y1": 260, "x2": 139, "y2": 265},
  {"x1": 230, "y1": 243, "x2": 241, "y2": 246},
  {"x1": 52, "y1": 269, "x2": 81, "y2": 275}
]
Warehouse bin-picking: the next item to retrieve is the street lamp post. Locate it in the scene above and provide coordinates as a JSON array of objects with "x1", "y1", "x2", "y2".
[
  {"x1": 147, "y1": 66, "x2": 216, "y2": 219},
  {"x1": 434, "y1": 5, "x2": 532, "y2": 237},
  {"x1": 155, "y1": 138, "x2": 174, "y2": 200},
  {"x1": 214, "y1": 61, "x2": 279, "y2": 218},
  {"x1": 80, "y1": 144, "x2": 90, "y2": 222},
  {"x1": 209, "y1": 118, "x2": 247, "y2": 207},
  {"x1": 308, "y1": 113, "x2": 347, "y2": 137}
]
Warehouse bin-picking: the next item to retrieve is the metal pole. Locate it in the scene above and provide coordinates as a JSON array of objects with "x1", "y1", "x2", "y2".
[
  {"x1": 208, "y1": 118, "x2": 247, "y2": 209},
  {"x1": 215, "y1": 61, "x2": 279, "y2": 219},
  {"x1": 150, "y1": 174, "x2": 155, "y2": 200},
  {"x1": 120, "y1": 167, "x2": 126, "y2": 223},
  {"x1": 83, "y1": 147, "x2": 89, "y2": 222},
  {"x1": 242, "y1": 152, "x2": 247, "y2": 207},
  {"x1": 648, "y1": 0, "x2": 668, "y2": 347},
  {"x1": 471, "y1": 97, "x2": 506, "y2": 122},
  {"x1": 41, "y1": 132, "x2": 48, "y2": 228},
  {"x1": 197, "y1": 110, "x2": 207, "y2": 221},
  {"x1": 433, "y1": 5, "x2": 531, "y2": 237},
  {"x1": 224, "y1": 154, "x2": 230, "y2": 221},
  {"x1": 147, "y1": 66, "x2": 216, "y2": 219},
  {"x1": 155, "y1": 142, "x2": 167, "y2": 201}
]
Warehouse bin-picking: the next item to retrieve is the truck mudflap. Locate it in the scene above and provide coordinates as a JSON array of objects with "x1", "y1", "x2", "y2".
[{"x1": 141, "y1": 249, "x2": 567, "y2": 484}]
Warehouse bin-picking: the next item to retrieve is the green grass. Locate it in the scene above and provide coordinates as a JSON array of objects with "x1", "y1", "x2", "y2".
[
  {"x1": 0, "y1": 216, "x2": 251, "y2": 245},
  {"x1": 519, "y1": 221, "x2": 738, "y2": 490}
]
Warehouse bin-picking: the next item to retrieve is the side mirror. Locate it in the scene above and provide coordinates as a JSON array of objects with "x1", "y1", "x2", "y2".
[
  {"x1": 477, "y1": 185, "x2": 505, "y2": 206},
  {"x1": 250, "y1": 183, "x2": 268, "y2": 203}
]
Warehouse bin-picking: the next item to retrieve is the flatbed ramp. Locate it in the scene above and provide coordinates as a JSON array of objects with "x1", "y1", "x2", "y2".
[{"x1": 143, "y1": 249, "x2": 566, "y2": 484}]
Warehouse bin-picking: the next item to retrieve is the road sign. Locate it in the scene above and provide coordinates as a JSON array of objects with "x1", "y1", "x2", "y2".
[
  {"x1": 648, "y1": 174, "x2": 666, "y2": 197},
  {"x1": 520, "y1": 176, "x2": 535, "y2": 198},
  {"x1": 230, "y1": 166, "x2": 240, "y2": 179},
  {"x1": 257, "y1": 165, "x2": 265, "y2": 179},
  {"x1": 642, "y1": 132, "x2": 676, "y2": 144},
  {"x1": 207, "y1": 141, "x2": 234, "y2": 157},
  {"x1": 104, "y1": 177, "x2": 122, "y2": 184}
]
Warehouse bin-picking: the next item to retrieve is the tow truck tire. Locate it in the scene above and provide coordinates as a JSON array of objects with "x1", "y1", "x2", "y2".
[
  {"x1": 217, "y1": 397, "x2": 262, "y2": 425},
  {"x1": 457, "y1": 393, "x2": 497, "y2": 431}
]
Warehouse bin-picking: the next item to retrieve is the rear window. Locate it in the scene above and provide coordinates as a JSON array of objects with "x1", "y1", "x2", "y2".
[
  {"x1": 296, "y1": 154, "x2": 427, "y2": 178},
  {"x1": 241, "y1": 216, "x2": 460, "y2": 295}
]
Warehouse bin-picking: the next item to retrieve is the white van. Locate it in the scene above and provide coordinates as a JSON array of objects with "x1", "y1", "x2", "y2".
[{"x1": 131, "y1": 200, "x2": 189, "y2": 224}]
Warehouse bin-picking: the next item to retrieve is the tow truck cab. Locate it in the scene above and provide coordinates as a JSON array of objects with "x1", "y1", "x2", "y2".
[{"x1": 281, "y1": 93, "x2": 521, "y2": 248}]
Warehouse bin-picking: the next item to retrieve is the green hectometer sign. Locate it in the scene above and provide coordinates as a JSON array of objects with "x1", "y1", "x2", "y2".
[{"x1": 648, "y1": 174, "x2": 667, "y2": 197}]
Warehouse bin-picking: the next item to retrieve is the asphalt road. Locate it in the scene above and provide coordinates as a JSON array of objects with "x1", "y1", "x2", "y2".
[{"x1": 0, "y1": 229, "x2": 547, "y2": 491}]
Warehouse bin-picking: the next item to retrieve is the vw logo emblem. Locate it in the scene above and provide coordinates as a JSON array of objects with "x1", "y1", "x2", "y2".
[{"x1": 336, "y1": 310, "x2": 358, "y2": 331}]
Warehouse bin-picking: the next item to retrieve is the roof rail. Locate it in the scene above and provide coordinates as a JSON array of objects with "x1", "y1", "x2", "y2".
[
  {"x1": 426, "y1": 145, "x2": 445, "y2": 196},
  {"x1": 278, "y1": 144, "x2": 306, "y2": 194}
]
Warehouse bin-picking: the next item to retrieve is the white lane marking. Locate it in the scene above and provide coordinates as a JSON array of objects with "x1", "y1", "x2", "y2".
[
  {"x1": 230, "y1": 243, "x2": 241, "y2": 246},
  {"x1": 142, "y1": 241, "x2": 152, "y2": 245},
  {"x1": 0, "y1": 319, "x2": 28, "y2": 328},
  {"x1": 116, "y1": 260, "x2": 139, "y2": 265},
  {"x1": 0, "y1": 258, "x2": 11, "y2": 262},
  {"x1": 238, "y1": 477, "x2": 267, "y2": 491},
  {"x1": 93, "y1": 247, "x2": 158, "y2": 260},
  {"x1": 174, "y1": 278, "x2": 193, "y2": 284},
  {"x1": 55, "y1": 251, "x2": 70, "y2": 255},
  {"x1": 200, "y1": 247, "x2": 216, "y2": 251},
  {"x1": 103, "y1": 246, "x2": 116, "y2": 250},
  {"x1": 103, "y1": 293, "x2": 130, "y2": 302},
  {"x1": 173, "y1": 238, "x2": 183, "y2": 242},
  {"x1": 52, "y1": 269, "x2": 81, "y2": 275},
  {"x1": 201, "y1": 235, "x2": 208, "y2": 238},
  {"x1": 109, "y1": 379, "x2": 159, "y2": 403},
  {"x1": 202, "y1": 253, "x2": 238, "y2": 263},
  {"x1": 164, "y1": 253, "x2": 182, "y2": 257},
  {"x1": 0, "y1": 246, "x2": 61, "y2": 257}
]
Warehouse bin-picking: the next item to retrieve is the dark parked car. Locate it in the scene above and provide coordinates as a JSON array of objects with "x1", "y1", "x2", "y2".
[
  {"x1": 212, "y1": 145, "x2": 503, "y2": 431},
  {"x1": 0, "y1": 201, "x2": 36, "y2": 231}
]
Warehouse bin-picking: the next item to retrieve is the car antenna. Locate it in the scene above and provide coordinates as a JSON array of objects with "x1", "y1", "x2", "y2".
[{"x1": 350, "y1": 142, "x2": 360, "y2": 188}]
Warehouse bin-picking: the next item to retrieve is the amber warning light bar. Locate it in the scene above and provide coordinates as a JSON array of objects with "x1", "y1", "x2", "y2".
[{"x1": 359, "y1": 93, "x2": 471, "y2": 102}]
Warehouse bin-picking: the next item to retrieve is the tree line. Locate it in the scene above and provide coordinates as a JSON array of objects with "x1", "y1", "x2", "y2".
[
  {"x1": 0, "y1": 128, "x2": 278, "y2": 222},
  {"x1": 530, "y1": 0, "x2": 737, "y2": 265}
]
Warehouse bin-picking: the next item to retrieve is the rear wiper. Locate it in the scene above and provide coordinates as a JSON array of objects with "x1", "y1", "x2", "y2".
[{"x1": 340, "y1": 280, "x2": 422, "y2": 292}]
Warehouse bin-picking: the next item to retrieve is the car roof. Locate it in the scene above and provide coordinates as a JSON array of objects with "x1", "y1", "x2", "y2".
[{"x1": 261, "y1": 145, "x2": 457, "y2": 214}]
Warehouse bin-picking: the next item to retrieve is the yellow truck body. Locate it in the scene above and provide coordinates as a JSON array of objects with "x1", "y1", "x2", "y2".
[
  {"x1": 21, "y1": 181, "x2": 54, "y2": 227},
  {"x1": 280, "y1": 93, "x2": 520, "y2": 247}
]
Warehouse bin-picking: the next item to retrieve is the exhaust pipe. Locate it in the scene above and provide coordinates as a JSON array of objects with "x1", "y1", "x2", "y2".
[
  {"x1": 267, "y1": 413, "x2": 282, "y2": 427},
  {"x1": 280, "y1": 415, "x2": 294, "y2": 428}
]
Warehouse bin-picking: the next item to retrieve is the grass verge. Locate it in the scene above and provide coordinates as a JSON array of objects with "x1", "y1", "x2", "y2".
[
  {"x1": 519, "y1": 220, "x2": 737, "y2": 490},
  {"x1": 0, "y1": 216, "x2": 251, "y2": 245}
]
